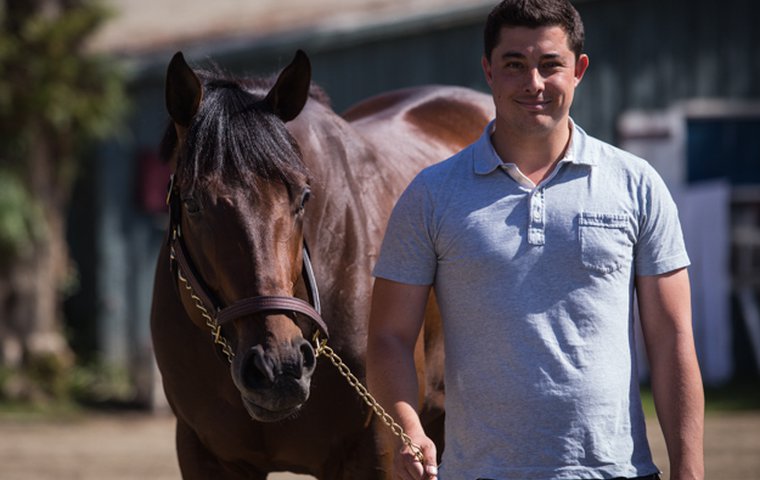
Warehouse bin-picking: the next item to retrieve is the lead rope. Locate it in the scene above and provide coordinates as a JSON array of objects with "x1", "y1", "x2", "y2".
[
  {"x1": 172, "y1": 246, "x2": 236, "y2": 362},
  {"x1": 166, "y1": 169, "x2": 426, "y2": 465},
  {"x1": 172, "y1": 249, "x2": 424, "y2": 463},
  {"x1": 312, "y1": 332, "x2": 426, "y2": 463}
]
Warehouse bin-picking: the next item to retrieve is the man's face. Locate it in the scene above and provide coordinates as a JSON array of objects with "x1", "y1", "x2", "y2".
[{"x1": 482, "y1": 25, "x2": 589, "y2": 138}]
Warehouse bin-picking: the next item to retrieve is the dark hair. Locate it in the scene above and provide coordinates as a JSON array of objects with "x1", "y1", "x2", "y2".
[
  {"x1": 161, "y1": 69, "x2": 329, "y2": 196},
  {"x1": 483, "y1": 0, "x2": 585, "y2": 61}
]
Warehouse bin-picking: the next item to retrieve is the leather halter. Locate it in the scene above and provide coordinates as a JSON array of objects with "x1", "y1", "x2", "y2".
[{"x1": 166, "y1": 176, "x2": 329, "y2": 346}]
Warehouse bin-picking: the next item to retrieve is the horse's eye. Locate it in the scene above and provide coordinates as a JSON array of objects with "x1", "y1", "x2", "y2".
[
  {"x1": 183, "y1": 196, "x2": 202, "y2": 214},
  {"x1": 297, "y1": 188, "x2": 311, "y2": 214}
]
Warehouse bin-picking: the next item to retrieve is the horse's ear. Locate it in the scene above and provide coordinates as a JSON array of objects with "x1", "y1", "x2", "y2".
[
  {"x1": 264, "y1": 50, "x2": 311, "y2": 122},
  {"x1": 166, "y1": 51, "x2": 202, "y2": 128}
]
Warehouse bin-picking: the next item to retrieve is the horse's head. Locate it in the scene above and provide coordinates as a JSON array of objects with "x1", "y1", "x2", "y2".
[{"x1": 163, "y1": 50, "x2": 325, "y2": 422}]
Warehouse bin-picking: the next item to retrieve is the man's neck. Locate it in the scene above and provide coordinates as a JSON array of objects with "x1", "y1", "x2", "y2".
[{"x1": 491, "y1": 118, "x2": 572, "y2": 186}]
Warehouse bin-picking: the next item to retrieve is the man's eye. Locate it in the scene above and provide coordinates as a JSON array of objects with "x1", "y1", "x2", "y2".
[{"x1": 541, "y1": 62, "x2": 563, "y2": 70}]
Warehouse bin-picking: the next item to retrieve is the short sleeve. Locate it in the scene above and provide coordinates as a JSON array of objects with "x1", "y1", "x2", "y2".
[
  {"x1": 634, "y1": 165, "x2": 691, "y2": 276},
  {"x1": 372, "y1": 173, "x2": 438, "y2": 285}
]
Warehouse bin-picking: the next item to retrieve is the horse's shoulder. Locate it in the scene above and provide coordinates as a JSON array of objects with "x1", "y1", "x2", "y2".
[
  {"x1": 342, "y1": 86, "x2": 493, "y2": 143},
  {"x1": 402, "y1": 86, "x2": 493, "y2": 138},
  {"x1": 340, "y1": 88, "x2": 413, "y2": 122},
  {"x1": 342, "y1": 86, "x2": 488, "y2": 120}
]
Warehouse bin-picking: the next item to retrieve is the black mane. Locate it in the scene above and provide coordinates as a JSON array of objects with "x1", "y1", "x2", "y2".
[{"x1": 160, "y1": 68, "x2": 330, "y2": 195}]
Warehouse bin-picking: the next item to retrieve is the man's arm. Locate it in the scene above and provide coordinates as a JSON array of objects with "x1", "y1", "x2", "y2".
[
  {"x1": 637, "y1": 268, "x2": 704, "y2": 480},
  {"x1": 367, "y1": 277, "x2": 438, "y2": 480}
]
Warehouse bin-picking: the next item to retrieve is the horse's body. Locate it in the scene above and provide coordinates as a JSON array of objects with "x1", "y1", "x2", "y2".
[{"x1": 150, "y1": 51, "x2": 493, "y2": 479}]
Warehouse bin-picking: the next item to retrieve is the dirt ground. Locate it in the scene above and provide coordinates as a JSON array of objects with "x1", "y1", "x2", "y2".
[{"x1": 0, "y1": 411, "x2": 758, "y2": 479}]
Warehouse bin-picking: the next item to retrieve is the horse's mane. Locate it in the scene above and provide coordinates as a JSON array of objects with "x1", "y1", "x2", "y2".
[{"x1": 160, "y1": 67, "x2": 331, "y2": 196}]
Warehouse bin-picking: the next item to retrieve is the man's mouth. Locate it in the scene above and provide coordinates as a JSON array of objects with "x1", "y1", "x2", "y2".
[{"x1": 516, "y1": 98, "x2": 551, "y2": 111}]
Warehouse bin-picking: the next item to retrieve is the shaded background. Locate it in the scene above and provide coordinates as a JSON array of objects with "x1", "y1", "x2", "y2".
[
  {"x1": 64, "y1": 0, "x2": 760, "y2": 405},
  {"x1": 0, "y1": 0, "x2": 758, "y2": 479}
]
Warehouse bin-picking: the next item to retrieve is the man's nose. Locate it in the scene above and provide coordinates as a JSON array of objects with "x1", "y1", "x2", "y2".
[{"x1": 523, "y1": 67, "x2": 544, "y2": 93}]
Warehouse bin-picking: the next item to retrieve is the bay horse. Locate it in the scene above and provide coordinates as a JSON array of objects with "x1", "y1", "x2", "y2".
[{"x1": 150, "y1": 49, "x2": 493, "y2": 479}]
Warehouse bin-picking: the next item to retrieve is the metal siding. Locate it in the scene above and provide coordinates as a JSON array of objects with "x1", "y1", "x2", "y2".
[
  {"x1": 69, "y1": 0, "x2": 760, "y2": 400},
  {"x1": 308, "y1": 22, "x2": 486, "y2": 112},
  {"x1": 574, "y1": 0, "x2": 760, "y2": 141}
]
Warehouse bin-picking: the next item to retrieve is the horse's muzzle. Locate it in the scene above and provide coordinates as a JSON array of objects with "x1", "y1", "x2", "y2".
[{"x1": 233, "y1": 339, "x2": 316, "y2": 422}]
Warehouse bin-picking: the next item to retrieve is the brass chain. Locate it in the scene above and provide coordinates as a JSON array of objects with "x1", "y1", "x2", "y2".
[
  {"x1": 172, "y1": 251, "x2": 424, "y2": 464},
  {"x1": 172, "y1": 247, "x2": 236, "y2": 362},
  {"x1": 313, "y1": 333, "x2": 426, "y2": 464}
]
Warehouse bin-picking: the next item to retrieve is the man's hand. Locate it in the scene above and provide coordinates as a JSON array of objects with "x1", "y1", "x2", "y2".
[{"x1": 395, "y1": 434, "x2": 438, "y2": 480}]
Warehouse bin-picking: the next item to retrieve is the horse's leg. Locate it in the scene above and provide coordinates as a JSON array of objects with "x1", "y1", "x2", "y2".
[
  {"x1": 175, "y1": 419, "x2": 266, "y2": 480},
  {"x1": 324, "y1": 420, "x2": 393, "y2": 480}
]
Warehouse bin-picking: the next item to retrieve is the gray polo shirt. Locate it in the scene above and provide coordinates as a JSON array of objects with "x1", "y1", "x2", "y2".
[{"x1": 373, "y1": 120, "x2": 689, "y2": 480}]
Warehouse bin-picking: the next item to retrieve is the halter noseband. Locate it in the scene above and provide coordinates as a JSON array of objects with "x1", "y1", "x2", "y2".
[{"x1": 166, "y1": 175, "x2": 329, "y2": 357}]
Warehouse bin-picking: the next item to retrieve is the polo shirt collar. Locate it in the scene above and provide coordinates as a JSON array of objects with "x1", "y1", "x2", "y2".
[{"x1": 473, "y1": 118, "x2": 597, "y2": 176}]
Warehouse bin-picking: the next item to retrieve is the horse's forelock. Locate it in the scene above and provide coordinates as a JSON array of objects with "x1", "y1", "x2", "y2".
[{"x1": 171, "y1": 72, "x2": 311, "y2": 197}]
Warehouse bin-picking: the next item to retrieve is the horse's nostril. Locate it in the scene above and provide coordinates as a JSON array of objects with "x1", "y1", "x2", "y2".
[
  {"x1": 242, "y1": 341, "x2": 315, "y2": 390},
  {"x1": 300, "y1": 340, "x2": 316, "y2": 373},
  {"x1": 280, "y1": 339, "x2": 315, "y2": 380},
  {"x1": 243, "y1": 345, "x2": 275, "y2": 390}
]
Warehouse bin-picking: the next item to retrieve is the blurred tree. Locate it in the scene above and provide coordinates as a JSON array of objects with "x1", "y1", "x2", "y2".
[{"x1": 0, "y1": 0, "x2": 127, "y2": 401}]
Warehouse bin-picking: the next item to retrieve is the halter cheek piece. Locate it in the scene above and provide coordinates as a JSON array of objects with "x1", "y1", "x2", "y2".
[{"x1": 166, "y1": 175, "x2": 329, "y2": 357}]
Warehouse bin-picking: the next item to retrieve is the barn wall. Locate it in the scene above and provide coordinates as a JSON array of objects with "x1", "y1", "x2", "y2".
[{"x1": 65, "y1": 0, "x2": 760, "y2": 402}]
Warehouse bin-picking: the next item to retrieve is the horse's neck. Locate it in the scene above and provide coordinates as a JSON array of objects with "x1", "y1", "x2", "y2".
[{"x1": 288, "y1": 106, "x2": 384, "y2": 337}]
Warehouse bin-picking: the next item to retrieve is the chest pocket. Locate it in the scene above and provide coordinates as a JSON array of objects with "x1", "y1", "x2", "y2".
[{"x1": 578, "y1": 212, "x2": 633, "y2": 274}]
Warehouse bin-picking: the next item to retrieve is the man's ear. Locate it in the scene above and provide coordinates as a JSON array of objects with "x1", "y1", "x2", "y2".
[
  {"x1": 482, "y1": 54, "x2": 494, "y2": 88},
  {"x1": 574, "y1": 54, "x2": 590, "y2": 86}
]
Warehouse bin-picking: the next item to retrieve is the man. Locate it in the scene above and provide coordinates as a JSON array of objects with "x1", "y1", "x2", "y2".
[{"x1": 366, "y1": 1, "x2": 705, "y2": 479}]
